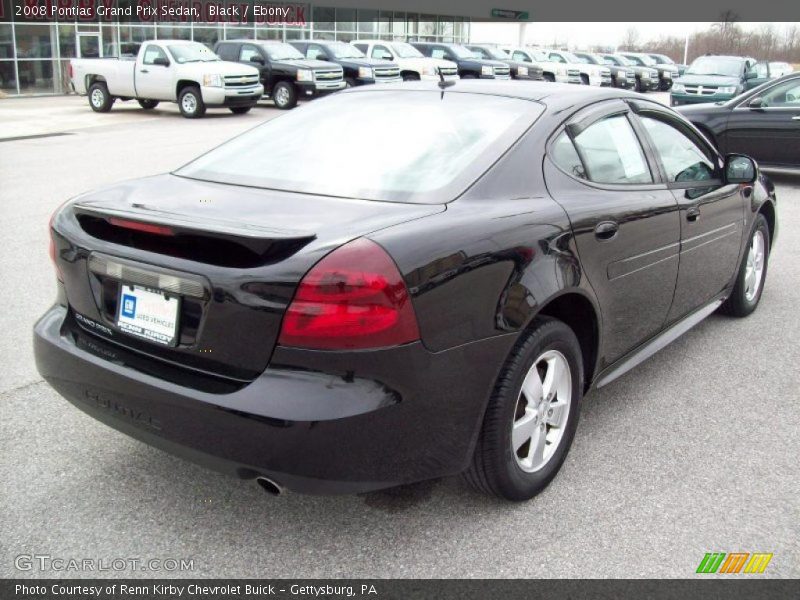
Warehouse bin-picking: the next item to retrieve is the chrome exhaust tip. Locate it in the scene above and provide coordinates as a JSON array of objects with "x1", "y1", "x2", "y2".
[{"x1": 255, "y1": 476, "x2": 284, "y2": 496}]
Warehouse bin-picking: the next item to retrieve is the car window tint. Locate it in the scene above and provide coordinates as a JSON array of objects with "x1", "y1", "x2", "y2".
[
  {"x1": 762, "y1": 80, "x2": 800, "y2": 107},
  {"x1": 572, "y1": 115, "x2": 652, "y2": 184},
  {"x1": 551, "y1": 132, "x2": 587, "y2": 180},
  {"x1": 640, "y1": 117, "x2": 716, "y2": 183},
  {"x1": 239, "y1": 45, "x2": 260, "y2": 62},
  {"x1": 142, "y1": 45, "x2": 167, "y2": 65}
]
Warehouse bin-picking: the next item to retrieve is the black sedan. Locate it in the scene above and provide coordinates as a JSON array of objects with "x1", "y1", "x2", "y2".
[
  {"x1": 677, "y1": 72, "x2": 800, "y2": 169},
  {"x1": 35, "y1": 82, "x2": 777, "y2": 501}
]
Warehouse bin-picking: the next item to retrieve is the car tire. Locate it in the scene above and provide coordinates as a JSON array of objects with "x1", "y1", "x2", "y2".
[
  {"x1": 272, "y1": 81, "x2": 297, "y2": 109},
  {"x1": 344, "y1": 77, "x2": 357, "y2": 88},
  {"x1": 580, "y1": 74, "x2": 589, "y2": 85},
  {"x1": 229, "y1": 106, "x2": 252, "y2": 114},
  {"x1": 462, "y1": 73, "x2": 477, "y2": 79},
  {"x1": 464, "y1": 317, "x2": 583, "y2": 501},
  {"x1": 720, "y1": 214, "x2": 770, "y2": 318},
  {"x1": 137, "y1": 99, "x2": 159, "y2": 110},
  {"x1": 543, "y1": 73, "x2": 555, "y2": 82},
  {"x1": 88, "y1": 81, "x2": 114, "y2": 113},
  {"x1": 178, "y1": 86, "x2": 206, "y2": 118},
  {"x1": 635, "y1": 78, "x2": 644, "y2": 93}
]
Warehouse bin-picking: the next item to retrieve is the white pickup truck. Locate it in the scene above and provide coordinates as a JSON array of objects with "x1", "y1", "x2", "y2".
[{"x1": 70, "y1": 40, "x2": 263, "y2": 118}]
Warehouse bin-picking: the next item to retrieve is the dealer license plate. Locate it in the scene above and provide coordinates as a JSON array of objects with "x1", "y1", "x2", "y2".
[{"x1": 117, "y1": 284, "x2": 180, "y2": 346}]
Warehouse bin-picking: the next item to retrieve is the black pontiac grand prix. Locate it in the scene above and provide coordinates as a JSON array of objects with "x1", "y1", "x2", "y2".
[{"x1": 35, "y1": 81, "x2": 777, "y2": 501}]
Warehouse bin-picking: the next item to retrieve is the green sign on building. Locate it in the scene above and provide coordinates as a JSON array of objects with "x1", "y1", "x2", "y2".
[{"x1": 490, "y1": 8, "x2": 531, "y2": 20}]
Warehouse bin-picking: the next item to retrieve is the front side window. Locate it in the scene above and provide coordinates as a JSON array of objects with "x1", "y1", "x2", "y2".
[
  {"x1": 305, "y1": 44, "x2": 327, "y2": 60},
  {"x1": 571, "y1": 115, "x2": 652, "y2": 184},
  {"x1": 142, "y1": 45, "x2": 167, "y2": 65},
  {"x1": 371, "y1": 45, "x2": 393, "y2": 60},
  {"x1": 549, "y1": 53, "x2": 565, "y2": 63},
  {"x1": 760, "y1": 80, "x2": 800, "y2": 107},
  {"x1": 431, "y1": 48, "x2": 449, "y2": 60},
  {"x1": 640, "y1": 116, "x2": 716, "y2": 183},
  {"x1": 177, "y1": 91, "x2": 543, "y2": 203},
  {"x1": 513, "y1": 51, "x2": 530, "y2": 63},
  {"x1": 239, "y1": 45, "x2": 260, "y2": 63}
]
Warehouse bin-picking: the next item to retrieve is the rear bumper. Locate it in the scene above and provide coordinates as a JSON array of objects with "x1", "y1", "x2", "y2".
[{"x1": 34, "y1": 305, "x2": 510, "y2": 494}]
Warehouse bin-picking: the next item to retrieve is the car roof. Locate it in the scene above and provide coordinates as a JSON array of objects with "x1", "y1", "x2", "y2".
[{"x1": 340, "y1": 79, "x2": 638, "y2": 108}]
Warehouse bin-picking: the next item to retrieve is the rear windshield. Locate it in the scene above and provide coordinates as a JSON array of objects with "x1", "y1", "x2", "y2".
[{"x1": 176, "y1": 91, "x2": 543, "y2": 203}]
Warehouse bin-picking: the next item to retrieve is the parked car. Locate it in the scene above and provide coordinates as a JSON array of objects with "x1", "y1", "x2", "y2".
[
  {"x1": 501, "y1": 46, "x2": 582, "y2": 83},
  {"x1": 288, "y1": 40, "x2": 401, "y2": 87},
  {"x1": 545, "y1": 49, "x2": 611, "y2": 86},
  {"x1": 350, "y1": 40, "x2": 459, "y2": 82},
  {"x1": 598, "y1": 53, "x2": 659, "y2": 92},
  {"x1": 573, "y1": 51, "x2": 635, "y2": 89},
  {"x1": 646, "y1": 52, "x2": 687, "y2": 76},
  {"x1": 411, "y1": 42, "x2": 510, "y2": 79},
  {"x1": 36, "y1": 81, "x2": 776, "y2": 501},
  {"x1": 214, "y1": 40, "x2": 344, "y2": 110},
  {"x1": 743, "y1": 60, "x2": 793, "y2": 90},
  {"x1": 677, "y1": 72, "x2": 800, "y2": 169},
  {"x1": 671, "y1": 55, "x2": 757, "y2": 106},
  {"x1": 620, "y1": 51, "x2": 678, "y2": 90},
  {"x1": 69, "y1": 40, "x2": 263, "y2": 118},
  {"x1": 466, "y1": 44, "x2": 544, "y2": 80}
]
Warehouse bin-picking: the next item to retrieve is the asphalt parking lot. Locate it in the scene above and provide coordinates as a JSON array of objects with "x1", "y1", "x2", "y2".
[{"x1": 1, "y1": 93, "x2": 798, "y2": 579}]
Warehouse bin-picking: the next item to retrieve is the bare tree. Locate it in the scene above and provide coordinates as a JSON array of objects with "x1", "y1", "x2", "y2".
[{"x1": 620, "y1": 27, "x2": 640, "y2": 51}]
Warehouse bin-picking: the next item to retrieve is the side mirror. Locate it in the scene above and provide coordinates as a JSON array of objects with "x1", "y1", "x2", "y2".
[
  {"x1": 153, "y1": 56, "x2": 170, "y2": 67},
  {"x1": 249, "y1": 55, "x2": 265, "y2": 65},
  {"x1": 724, "y1": 154, "x2": 757, "y2": 184},
  {"x1": 748, "y1": 97, "x2": 764, "y2": 109},
  {"x1": 745, "y1": 70, "x2": 757, "y2": 80}
]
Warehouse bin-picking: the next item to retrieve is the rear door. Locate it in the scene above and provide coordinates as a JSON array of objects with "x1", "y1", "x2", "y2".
[
  {"x1": 726, "y1": 76, "x2": 800, "y2": 167},
  {"x1": 544, "y1": 100, "x2": 681, "y2": 363},
  {"x1": 632, "y1": 104, "x2": 745, "y2": 322}
]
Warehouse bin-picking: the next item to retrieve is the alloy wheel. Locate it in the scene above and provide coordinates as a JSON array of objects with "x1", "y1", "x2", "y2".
[
  {"x1": 512, "y1": 350, "x2": 572, "y2": 473},
  {"x1": 744, "y1": 229, "x2": 766, "y2": 302},
  {"x1": 181, "y1": 93, "x2": 197, "y2": 115},
  {"x1": 91, "y1": 88, "x2": 105, "y2": 108},
  {"x1": 275, "y1": 86, "x2": 290, "y2": 107}
]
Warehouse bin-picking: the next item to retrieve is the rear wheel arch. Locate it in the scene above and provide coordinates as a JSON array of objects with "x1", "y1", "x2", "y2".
[
  {"x1": 533, "y1": 291, "x2": 600, "y2": 391},
  {"x1": 759, "y1": 200, "x2": 776, "y2": 250}
]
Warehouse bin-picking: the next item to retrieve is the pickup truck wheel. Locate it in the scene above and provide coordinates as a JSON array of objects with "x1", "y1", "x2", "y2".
[
  {"x1": 344, "y1": 77, "x2": 357, "y2": 88},
  {"x1": 462, "y1": 73, "x2": 477, "y2": 79},
  {"x1": 88, "y1": 82, "x2": 114, "y2": 113},
  {"x1": 178, "y1": 86, "x2": 206, "y2": 119},
  {"x1": 229, "y1": 106, "x2": 251, "y2": 114},
  {"x1": 543, "y1": 73, "x2": 555, "y2": 82},
  {"x1": 402, "y1": 73, "x2": 420, "y2": 81},
  {"x1": 635, "y1": 78, "x2": 645, "y2": 93},
  {"x1": 137, "y1": 99, "x2": 159, "y2": 110},
  {"x1": 272, "y1": 82, "x2": 297, "y2": 109},
  {"x1": 580, "y1": 74, "x2": 589, "y2": 85}
]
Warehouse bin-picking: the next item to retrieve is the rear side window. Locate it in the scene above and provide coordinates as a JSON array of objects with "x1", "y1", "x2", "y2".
[
  {"x1": 551, "y1": 132, "x2": 586, "y2": 180},
  {"x1": 640, "y1": 116, "x2": 716, "y2": 183},
  {"x1": 570, "y1": 115, "x2": 653, "y2": 184}
]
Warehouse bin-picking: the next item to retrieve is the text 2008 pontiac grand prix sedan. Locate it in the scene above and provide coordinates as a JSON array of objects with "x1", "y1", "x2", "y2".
[{"x1": 35, "y1": 82, "x2": 777, "y2": 501}]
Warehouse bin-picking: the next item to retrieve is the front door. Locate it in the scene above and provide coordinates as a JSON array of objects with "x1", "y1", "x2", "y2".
[
  {"x1": 136, "y1": 43, "x2": 173, "y2": 101},
  {"x1": 727, "y1": 77, "x2": 800, "y2": 167},
  {"x1": 544, "y1": 100, "x2": 681, "y2": 364},
  {"x1": 634, "y1": 108, "x2": 745, "y2": 322}
]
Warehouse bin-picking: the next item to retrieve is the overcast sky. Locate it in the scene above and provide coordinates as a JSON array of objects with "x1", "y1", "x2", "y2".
[{"x1": 469, "y1": 21, "x2": 794, "y2": 51}]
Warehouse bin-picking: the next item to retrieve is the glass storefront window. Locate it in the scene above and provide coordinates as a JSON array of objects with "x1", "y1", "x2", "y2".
[
  {"x1": 157, "y1": 25, "x2": 192, "y2": 41},
  {"x1": 226, "y1": 24, "x2": 255, "y2": 40},
  {"x1": 419, "y1": 16, "x2": 436, "y2": 37},
  {"x1": 358, "y1": 10, "x2": 378, "y2": 34},
  {"x1": 256, "y1": 28, "x2": 283, "y2": 41},
  {"x1": 194, "y1": 26, "x2": 224, "y2": 48},
  {"x1": 392, "y1": 13, "x2": 406, "y2": 38},
  {"x1": 15, "y1": 24, "x2": 54, "y2": 59},
  {"x1": 1, "y1": 24, "x2": 14, "y2": 60},
  {"x1": 313, "y1": 7, "x2": 335, "y2": 31},
  {"x1": 378, "y1": 12, "x2": 390, "y2": 34},
  {"x1": 17, "y1": 59, "x2": 56, "y2": 94},
  {"x1": 285, "y1": 28, "x2": 309, "y2": 40},
  {"x1": 336, "y1": 9, "x2": 356, "y2": 33}
]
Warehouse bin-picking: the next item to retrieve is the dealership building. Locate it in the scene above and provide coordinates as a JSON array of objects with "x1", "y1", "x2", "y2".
[{"x1": 0, "y1": 1, "x2": 473, "y2": 96}]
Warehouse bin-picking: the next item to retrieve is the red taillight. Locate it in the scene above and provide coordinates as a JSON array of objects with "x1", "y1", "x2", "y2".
[
  {"x1": 278, "y1": 238, "x2": 420, "y2": 350},
  {"x1": 108, "y1": 217, "x2": 174, "y2": 236}
]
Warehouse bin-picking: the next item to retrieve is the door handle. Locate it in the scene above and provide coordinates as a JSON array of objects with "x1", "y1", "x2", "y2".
[
  {"x1": 594, "y1": 221, "x2": 619, "y2": 240},
  {"x1": 686, "y1": 207, "x2": 701, "y2": 222},
  {"x1": 140, "y1": 69, "x2": 149, "y2": 73}
]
